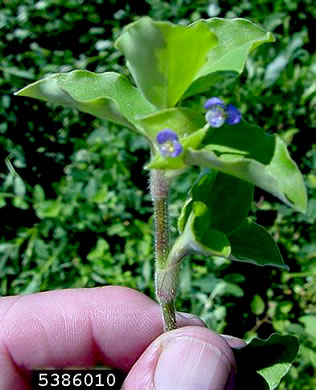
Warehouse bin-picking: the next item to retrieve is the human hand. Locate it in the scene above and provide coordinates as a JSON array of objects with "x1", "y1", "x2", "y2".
[{"x1": 0, "y1": 286, "x2": 244, "y2": 389}]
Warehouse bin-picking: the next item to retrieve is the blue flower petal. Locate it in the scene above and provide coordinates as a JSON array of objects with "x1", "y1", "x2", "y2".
[
  {"x1": 204, "y1": 97, "x2": 225, "y2": 109},
  {"x1": 205, "y1": 105, "x2": 226, "y2": 128},
  {"x1": 157, "y1": 128, "x2": 179, "y2": 144},
  {"x1": 226, "y1": 104, "x2": 241, "y2": 124},
  {"x1": 159, "y1": 140, "x2": 183, "y2": 157},
  {"x1": 170, "y1": 141, "x2": 183, "y2": 157}
]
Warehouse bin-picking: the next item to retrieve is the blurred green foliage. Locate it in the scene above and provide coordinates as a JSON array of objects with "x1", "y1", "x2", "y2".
[{"x1": 0, "y1": 0, "x2": 315, "y2": 388}]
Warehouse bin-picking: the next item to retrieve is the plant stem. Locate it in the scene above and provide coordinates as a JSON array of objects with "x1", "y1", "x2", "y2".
[{"x1": 150, "y1": 169, "x2": 178, "y2": 332}]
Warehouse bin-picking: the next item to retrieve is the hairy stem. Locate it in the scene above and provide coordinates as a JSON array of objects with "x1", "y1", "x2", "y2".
[{"x1": 150, "y1": 169, "x2": 178, "y2": 332}]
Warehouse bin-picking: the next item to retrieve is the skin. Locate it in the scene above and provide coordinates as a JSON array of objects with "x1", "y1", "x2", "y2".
[{"x1": 0, "y1": 286, "x2": 245, "y2": 389}]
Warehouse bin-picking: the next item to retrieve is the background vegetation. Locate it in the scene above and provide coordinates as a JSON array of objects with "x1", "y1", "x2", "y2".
[{"x1": 0, "y1": 0, "x2": 315, "y2": 388}]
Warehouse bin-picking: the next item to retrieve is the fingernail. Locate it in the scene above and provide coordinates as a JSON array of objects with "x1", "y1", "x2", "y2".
[
  {"x1": 154, "y1": 336, "x2": 232, "y2": 390},
  {"x1": 176, "y1": 312, "x2": 206, "y2": 327},
  {"x1": 177, "y1": 312, "x2": 199, "y2": 320},
  {"x1": 221, "y1": 334, "x2": 246, "y2": 350}
]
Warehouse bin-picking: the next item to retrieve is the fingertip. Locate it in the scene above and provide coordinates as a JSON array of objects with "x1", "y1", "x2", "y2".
[{"x1": 123, "y1": 326, "x2": 235, "y2": 390}]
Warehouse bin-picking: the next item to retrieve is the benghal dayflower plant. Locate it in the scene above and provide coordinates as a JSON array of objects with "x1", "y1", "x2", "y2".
[{"x1": 15, "y1": 17, "x2": 307, "y2": 388}]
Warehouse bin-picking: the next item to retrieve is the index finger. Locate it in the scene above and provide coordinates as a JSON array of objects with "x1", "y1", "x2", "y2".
[{"x1": 0, "y1": 286, "x2": 203, "y2": 388}]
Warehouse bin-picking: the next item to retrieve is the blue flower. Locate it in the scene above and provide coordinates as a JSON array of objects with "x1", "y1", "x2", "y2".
[
  {"x1": 226, "y1": 104, "x2": 241, "y2": 124},
  {"x1": 204, "y1": 97, "x2": 241, "y2": 128},
  {"x1": 204, "y1": 97, "x2": 225, "y2": 109},
  {"x1": 156, "y1": 129, "x2": 183, "y2": 158},
  {"x1": 205, "y1": 105, "x2": 226, "y2": 128}
]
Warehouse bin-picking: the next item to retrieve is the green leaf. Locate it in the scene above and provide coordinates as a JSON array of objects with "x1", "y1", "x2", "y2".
[
  {"x1": 15, "y1": 70, "x2": 156, "y2": 133},
  {"x1": 87, "y1": 238, "x2": 110, "y2": 261},
  {"x1": 14, "y1": 176, "x2": 26, "y2": 197},
  {"x1": 178, "y1": 198, "x2": 194, "y2": 233},
  {"x1": 190, "y1": 169, "x2": 254, "y2": 234},
  {"x1": 138, "y1": 107, "x2": 205, "y2": 142},
  {"x1": 251, "y1": 294, "x2": 266, "y2": 315},
  {"x1": 12, "y1": 196, "x2": 29, "y2": 209},
  {"x1": 0, "y1": 194, "x2": 6, "y2": 208},
  {"x1": 228, "y1": 219, "x2": 286, "y2": 269},
  {"x1": 33, "y1": 184, "x2": 45, "y2": 203},
  {"x1": 221, "y1": 281, "x2": 244, "y2": 297},
  {"x1": 177, "y1": 170, "x2": 254, "y2": 265},
  {"x1": 202, "y1": 120, "x2": 274, "y2": 163},
  {"x1": 169, "y1": 201, "x2": 231, "y2": 263},
  {"x1": 115, "y1": 17, "x2": 218, "y2": 108},
  {"x1": 234, "y1": 334, "x2": 300, "y2": 390},
  {"x1": 184, "y1": 18, "x2": 275, "y2": 98},
  {"x1": 186, "y1": 121, "x2": 307, "y2": 212},
  {"x1": 35, "y1": 199, "x2": 63, "y2": 219},
  {"x1": 300, "y1": 315, "x2": 316, "y2": 340}
]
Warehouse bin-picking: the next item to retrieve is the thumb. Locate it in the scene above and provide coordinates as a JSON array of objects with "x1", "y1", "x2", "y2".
[{"x1": 122, "y1": 326, "x2": 236, "y2": 390}]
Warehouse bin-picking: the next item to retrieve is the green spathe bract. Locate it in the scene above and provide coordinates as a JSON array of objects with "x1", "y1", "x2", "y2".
[
  {"x1": 150, "y1": 120, "x2": 307, "y2": 212},
  {"x1": 15, "y1": 17, "x2": 306, "y2": 388}
]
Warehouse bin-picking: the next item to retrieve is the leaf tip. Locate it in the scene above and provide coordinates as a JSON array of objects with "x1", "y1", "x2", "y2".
[
  {"x1": 267, "y1": 31, "x2": 276, "y2": 43},
  {"x1": 14, "y1": 88, "x2": 25, "y2": 97},
  {"x1": 285, "y1": 188, "x2": 308, "y2": 215},
  {"x1": 279, "y1": 263, "x2": 290, "y2": 271}
]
